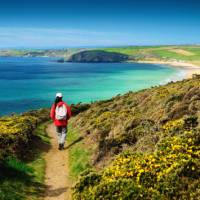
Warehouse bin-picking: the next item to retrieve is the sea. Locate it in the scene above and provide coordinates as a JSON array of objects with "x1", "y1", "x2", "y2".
[{"x1": 0, "y1": 56, "x2": 185, "y2": 116}]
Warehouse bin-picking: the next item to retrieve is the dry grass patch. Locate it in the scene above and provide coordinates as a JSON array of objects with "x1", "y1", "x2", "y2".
[{"x1": 169, "y1": 48, "x2": 195, "y2": 56}]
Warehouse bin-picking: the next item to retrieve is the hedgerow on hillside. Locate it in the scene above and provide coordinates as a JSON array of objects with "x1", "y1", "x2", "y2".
[
  {"x1": 71, "y1": 77, "x2": 200, "y2": 199},
  {"x1": 0, "y1": 108, "x2": 49, "y2": 163}
]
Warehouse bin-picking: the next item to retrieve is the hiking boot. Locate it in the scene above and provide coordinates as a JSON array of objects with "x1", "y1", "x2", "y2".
[
  {"x1": 61, "y1": 143, "x2": 64, "y2": 150},
  {"x1": 58, "y1": 144, "x2": 62, "y2": 150}
]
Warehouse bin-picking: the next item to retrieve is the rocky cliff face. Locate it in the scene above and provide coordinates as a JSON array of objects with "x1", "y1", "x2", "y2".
[{"x1": 67, "y1": 50, "x2": 129, "y2": 63}]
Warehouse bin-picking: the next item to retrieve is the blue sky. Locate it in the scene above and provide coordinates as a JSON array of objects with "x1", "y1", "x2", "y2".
[{"x1": 0, "y1": 0, "x2": 200, "y2": 48}]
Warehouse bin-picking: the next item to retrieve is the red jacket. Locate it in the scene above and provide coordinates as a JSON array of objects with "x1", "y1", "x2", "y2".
[{"x1": 50, "y1": 101, "x2": 72, "y2": 126}]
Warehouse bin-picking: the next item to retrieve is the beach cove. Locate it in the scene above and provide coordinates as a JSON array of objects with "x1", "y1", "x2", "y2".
[{"x1": 136, "y1": 60, "x2": 200, "y2": 78}]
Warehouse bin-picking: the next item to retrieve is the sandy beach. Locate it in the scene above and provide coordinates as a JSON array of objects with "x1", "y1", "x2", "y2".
[{"x1": 136, "y1": 60, "x2": 200, "y2": 79}]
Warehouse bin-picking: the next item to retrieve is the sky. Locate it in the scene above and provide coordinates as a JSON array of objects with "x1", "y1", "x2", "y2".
[{"x1": 0, "y1": 0, "x2": 200, "y2": 48}]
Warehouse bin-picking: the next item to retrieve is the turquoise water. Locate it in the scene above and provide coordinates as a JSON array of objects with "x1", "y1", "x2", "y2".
[{"x1": 0, "y1": 57, "x2": 181, "y2": 115}]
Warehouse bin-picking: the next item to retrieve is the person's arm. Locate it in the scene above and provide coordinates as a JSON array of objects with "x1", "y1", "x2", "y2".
[{"x1": 50, "y1": 104, "x2": 56, "y2": 120}]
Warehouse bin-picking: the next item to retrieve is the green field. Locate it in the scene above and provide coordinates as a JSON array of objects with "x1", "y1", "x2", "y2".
[{"x1": 100, "y1": 45, "x2": 200, "y2": 64}]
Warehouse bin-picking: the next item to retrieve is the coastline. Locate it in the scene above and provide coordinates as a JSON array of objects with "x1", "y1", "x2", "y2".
[
  {"x1": 1, "y1": 56, "x2": 199, "y2": 116},
  {"x1": 1, "y1": 54, "x2": 200, "y2": 80},
  {"x1": 135, "y1": 60, "x2": 200, "y2": 79}
]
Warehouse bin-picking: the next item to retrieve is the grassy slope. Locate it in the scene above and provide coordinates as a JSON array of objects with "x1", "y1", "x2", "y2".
[
  {"x1": 0, "y1": 122, "x2": 50, "y2": 200},
  {"x1": 67, "y1": 124, "x2": 95, "y2": 181},
  {"x1": 101, "y1": 45, "x2": 200, "y2": 65},
  {"x1": 73, "y1": 76, "x2": 200, "y2": 166},
  {"x1": 71, "y1": 77, "x2": 200, "y2": 199}
]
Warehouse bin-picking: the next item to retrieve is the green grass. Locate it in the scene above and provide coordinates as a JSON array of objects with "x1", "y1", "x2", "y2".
[
  {"x1": 0, "y1": 157, "x2": 44, "y2": 200},
  {"x1": 150, "y1": 47, "x2": 200, "y2": 61},
  {"x1": 27, "y1": 122, "x2": 51, "y2": 183},
  {"x1": 0, "y1": 121, "x2": 50, "y2": 200},
  {"x1": 101, "y1": 46, "x2": 171, "y2": 56},
  {"x1": 67, "y1": 125, "x2": 92, "y2": 180},
  {"x1": 34, "y1": 122, "x2": 51, "y2": 144},
  {"x1": 100, "y1": 45, "x2": 200, "y2": 63},
  {"x1": 101, "y1": 47, "x2": 141, "y2": 55},
  {"x1": 151, "y1": 49, "x2": 187, "y2": 60}
]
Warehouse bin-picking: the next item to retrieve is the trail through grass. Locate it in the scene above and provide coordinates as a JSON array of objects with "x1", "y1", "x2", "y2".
[{"x1": 67, "y1": 125, "x2": 92, "y2": 181}]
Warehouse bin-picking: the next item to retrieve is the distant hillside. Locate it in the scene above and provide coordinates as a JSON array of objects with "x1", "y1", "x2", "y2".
[
  {"x1": 0, "y1": 49, "x2": 72, "y2": 58},
  {"x1": 101, "y1": 45, "x2": 200, "y2": 65},
  {"x1": 71, "y1": 76, "x2": 200, "y2": 199},
  {"x1": 1, "y1": 45, "x2": 200, "y2": 66},
  {"x1": 67, "y1": 50, "x2": 129, "y2": 63}
]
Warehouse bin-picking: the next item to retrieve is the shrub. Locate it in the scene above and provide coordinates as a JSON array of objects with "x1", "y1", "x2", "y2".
[
  {"x1": 71, "y1": 78, "x2": 200, "y2": 198},
  {"x1": 71, "y1": 103, "x2": 90, "y2": 116},
  {"x1": 0, "y1": 109, "x2": 49, "y2": 163},
  {"x1": 22, "y1": 108, "x2": 50, "y2": 123},
  {"x1": 73, "y1": 128, "x2": 200, "y2": 199}
]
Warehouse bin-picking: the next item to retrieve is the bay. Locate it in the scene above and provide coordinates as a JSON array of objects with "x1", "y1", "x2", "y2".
[{"x1": 0, "y1": 57, "x2": 182, "y2": 115}]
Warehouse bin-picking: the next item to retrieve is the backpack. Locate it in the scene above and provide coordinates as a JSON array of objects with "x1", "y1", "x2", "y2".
[{"x1": 55, "y1": 104, "x2": 67, "y2": 120}]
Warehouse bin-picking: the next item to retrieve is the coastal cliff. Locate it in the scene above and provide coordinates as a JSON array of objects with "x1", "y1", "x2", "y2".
[{"x1": 67, "y1": 50, "x2": 129, "y2": 63}]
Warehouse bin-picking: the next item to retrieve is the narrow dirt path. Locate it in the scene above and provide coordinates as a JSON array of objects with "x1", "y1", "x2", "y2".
[{"x1": 44, "y1": 123, "x2": 71, "y2": 200}]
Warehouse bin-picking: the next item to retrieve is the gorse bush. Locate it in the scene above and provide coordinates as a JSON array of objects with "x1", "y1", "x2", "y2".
[
  {"x1": 73, "y1": 126, "x2": 200, "y2": 199},
  {"x1": 71, "y1": 77, "x2": 200, "y2": 199},
  {"x1": 71, "y1": 103, "x2": 91, "y2": 116},
  {"x1": 0, "y1": 109, "x2": 49, "y2": 163},
  {"x1": 0, "y1": 121, "x2": 50, "y2": 200},
  {"x1": 72, "y1": 77, "x2": 200, "y2": 165},
  {"x1": 21, "y1": 108, "x2": 50, "y2": 123},
  {"x1": 0, "y1": 116, "x2": 37, "y2": 162}
]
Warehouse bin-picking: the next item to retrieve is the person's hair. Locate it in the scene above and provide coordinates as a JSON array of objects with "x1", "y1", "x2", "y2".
[{"x1": 54, "y1": 96, "x2": 62, "y2": 105}]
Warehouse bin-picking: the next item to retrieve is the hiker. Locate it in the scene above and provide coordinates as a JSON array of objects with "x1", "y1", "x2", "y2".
[{"x1": 50, "y1": 92, "x2": 72, "y2": 150}]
